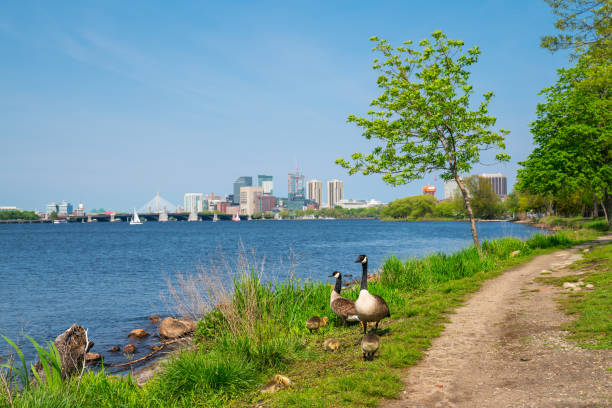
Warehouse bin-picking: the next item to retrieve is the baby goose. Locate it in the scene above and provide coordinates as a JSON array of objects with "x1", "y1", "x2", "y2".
[
  {"x1": 354, "y1": 254, "x2": 390, "y2": 334},
  {"x1": 329, "y1": 271, "x2": 359, "y2": 325},
  {"x1": 305, "y1": 316, "x2": 329, "y2": 333},
  {"x1": 261, "y1": 374, "x2": 292, "y2": 393},
  {"x1": 361, "y1": 333, "x2": 380, "y2": 361},
  {"x1": 323, "y1": 337, "x2": 341, "y2": 352}
]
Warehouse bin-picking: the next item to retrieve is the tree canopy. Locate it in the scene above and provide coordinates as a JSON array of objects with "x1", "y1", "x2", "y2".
[
  {"x1": 336, "y1": 30, "x2": 510, "y2": 253},
  {"x1": 516, "y1": 59, "x2": 611, "y2": 220}
]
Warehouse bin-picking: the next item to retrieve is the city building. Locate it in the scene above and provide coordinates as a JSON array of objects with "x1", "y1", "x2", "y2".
[
  {"x1": 337, "y1": 198, "x2": 386, "y2": 209},
  {"x1": 444, "y1": 180, "x2": 460, "y2": 200},
  {"x1": 76, "y1": 203, "x2": 85, "y2": 216},
  {"x1": 46, "y1": 202, "x2": 58, "y2": 215},
  {"x1": 56, "y1": 201, "x2": 73, "y2": 215},
  {"x1": 204, "y1": 192, "x2": 222, "y2": 201},
  {"x1": 0, "y1": 206, "x2": 19, "y2": 211},
  {"x1": 480, "y1": 173, "x2": 508, "y2": 197},
  {"x1": 422, "y1": 185, "x2": 436, "y2": 197},
  {"x1": 258, "y1": 195, "x2": 276, "y2": 213},
  {"x1": 288, "y1": 171, "x2": 305, "y2": 200},
  {"x1": 204, "y1": 193, "x2": 222, "y2": 211},
  {"x1": 258, "y1": 175, "x2": 274, "y2": 195},
  {"x1": 327, "y1": 179, "x2": 344, "y2": 208},
  {"x1": 216, "y1": 201, "x2": 233, "y2": 214},
  {"x1": 184, "y1": 193, "x2": 204, "y2": 213},
  {"x1": 233, "y1": 176, "x2": 252, "y2": 204},
  {"x1": 306, "y1": 180, "x2": 322, "y2": 208},
  {"x1": 240, "y1": 186, "x2": 263, "y2": 215}
]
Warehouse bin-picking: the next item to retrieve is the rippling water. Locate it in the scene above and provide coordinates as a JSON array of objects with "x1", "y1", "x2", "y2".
[{"x1": 0, "y1": 219, "x2": 545, "y2": 368}]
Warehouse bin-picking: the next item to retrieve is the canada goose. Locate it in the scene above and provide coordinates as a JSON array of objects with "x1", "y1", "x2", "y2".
[
  {"x1": 328, "y1": 271, "x2": 360, "y2": 324},
  {"x1": 354, "y1": 254, "x2": 390, "y2": 334},
  {"x1": 305, "y1": 316, "x2": 329, "y2": 333},
  {"x1": 361, "y1": 333, "x2": 380, "y2": 361},
  {"x1": 323, "y1": 337, "x2": 341, "y2": 352},
  {"x1": 261, "y1": 374, "x2": 292, "y2": 393}
]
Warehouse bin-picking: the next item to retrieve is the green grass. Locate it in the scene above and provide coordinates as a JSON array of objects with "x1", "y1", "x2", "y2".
[
  {"x1": 539, "y1": 216, "x2": 609, "y2": 231},
  {"x1": 538, "y1": 242, "x2": 612, "y2": 349},
  {"x1": 0, "y1": 228, "x2": 603, "y2": 408}
]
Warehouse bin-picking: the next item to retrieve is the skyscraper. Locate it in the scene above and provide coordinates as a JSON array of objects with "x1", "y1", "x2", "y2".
[
  {"x1": 288, "y1": 171, "x2": 305, "y2": 200},
  {"x1": 258, "y1": 175, "x2": 274, "y2": 195},
  {"x1": 444, "y1": 180, "x2": 460, "y2": 200},
  {"x1": 327, "y1": 179, "x2": 343, "y2": 208},
  {"x1": 306, "y1": 180, "x2": 322, "y2": 207},
  {"x1": 240, "y1": 186, "x2": 263, "y2": 215},
  {"x1": 480, "y1": 173, "x2": 507, "y2": 197},
  {"x1": 233, "y1": 176, "x2": 252, "y2": 204},
  {"x1": 184, "y1": 193, "x2": 204, "y2": 213}
]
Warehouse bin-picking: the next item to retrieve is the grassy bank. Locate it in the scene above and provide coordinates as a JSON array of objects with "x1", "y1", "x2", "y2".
[
  {"x1": 0, "y1": 229, "x2": 602, "y2": 407},
  {"x1": 537, "y1": 216, "x2": 609, "y2": 231},
  {"x1": 537, "y1": 242, "x2": 611, "y2": 349}
]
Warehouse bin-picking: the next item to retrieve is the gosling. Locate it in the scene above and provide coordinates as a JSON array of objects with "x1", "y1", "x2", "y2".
[
  {"x1": 361, "y1": 333, "x2": 380, "y2": 361},
  {"x1": 261, "y1": 374, "x2": 292, "y2": 393},
  {"x1": 323, "y1": 338, "x2": 341, "y2": 352},
  {"x1": 305, "y1": 316, "x2": 329, "y2": 333}
]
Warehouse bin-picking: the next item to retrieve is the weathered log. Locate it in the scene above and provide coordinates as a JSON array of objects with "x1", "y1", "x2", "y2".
[{"x1": 54, "y1": 324, "x2": 92, "y2": 378}]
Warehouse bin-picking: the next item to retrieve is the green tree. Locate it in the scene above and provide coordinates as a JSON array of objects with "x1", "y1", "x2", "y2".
[
  {"x1": 517, "y1": 60, "x2": 612, "y2": 223},
  {"x1": 337, "y1": 31, "x2": 510, "y2": 255},
  {"x1": 541, "y1": 0, "x2": 611, "y2": 58},
  {"x1": 49, "y1": 211, "x2": 58, "y2": 221},
  {"x1": 464, "y1": 176, "x2": 503, "y2": 219}
]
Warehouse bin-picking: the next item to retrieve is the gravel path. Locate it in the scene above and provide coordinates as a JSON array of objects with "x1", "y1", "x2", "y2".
[{"x1": 383, "y1": 235, "x2": 612, "y2": 408}]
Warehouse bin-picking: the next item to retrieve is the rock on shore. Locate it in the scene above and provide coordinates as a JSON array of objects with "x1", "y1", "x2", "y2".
[{"x1": 159, "y1": 317, "x2": 196, "y2": 339}]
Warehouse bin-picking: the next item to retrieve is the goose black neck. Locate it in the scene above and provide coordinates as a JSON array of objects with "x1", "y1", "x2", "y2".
[
  {"x1": 360, "y1": 262, "x2": 368, "y2": 291},
  {"x1": 334, "y1": 277, "x2": 342, "y2": 294}
]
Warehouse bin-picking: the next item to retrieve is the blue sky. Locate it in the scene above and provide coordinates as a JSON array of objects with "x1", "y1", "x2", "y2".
[{"x1": 0, "y1": 1, "x2": 569, "y2": 211}]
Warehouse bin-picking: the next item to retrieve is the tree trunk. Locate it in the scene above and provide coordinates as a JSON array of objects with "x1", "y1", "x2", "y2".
[
  {"x1": 593, "y1": 192, "x2": 598, "y2": 218},
  {"x1": 455, "y1": 176, "x2": 482, "y2": 257},
  {"x1": 599, "y1": 193, "x2": 609, "y2": 224}
]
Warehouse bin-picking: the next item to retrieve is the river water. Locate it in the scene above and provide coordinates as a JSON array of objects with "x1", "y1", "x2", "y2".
[{"x1": 0, "y1": 219, "x2": 545, "y2": 368}]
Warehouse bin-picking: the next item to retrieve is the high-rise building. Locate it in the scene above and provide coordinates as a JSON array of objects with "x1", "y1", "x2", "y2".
[
  {"x1": 258, "y1": 175, "x2": 274, "y2": 195},
  {"x1": 480, "y1": 173, "x2": 507, "y2": 197},
  {"x1": 76, "y1": 203, "x2": 85, "y2": 216},
  {"x1": 327, "y1": 179, "x2": 344, "y2": 208},
  {"x1": 57, "y1": 201, "x2": 73, "y2": 215},
  {"x1": 422, "y1": 185, "x2": 436, "y2": 197},
  {"x1": 306, "y1": 180, "x2": 322, "y2": 207},
  {"x1": 184, "y1": 193, "x2": 204, "y2": 213},
  {"x1": 288, "y1": 171, "x2": 305, "y2": 200},
  {"x1": 240, "y1": 186, "x2": 264, "y2": 215},
  {"x1": 444, "y1": 180, "x2": 460, "y2": 200},
  {"x1": 46, "y1": 203, "x2": 58, "y2": 215},
  {"x1": 258, "y1": 195, "x2": 276, "y2": 212},
  {"x1": 233, "y1": 176, "x2": 252, "y2": 204}
]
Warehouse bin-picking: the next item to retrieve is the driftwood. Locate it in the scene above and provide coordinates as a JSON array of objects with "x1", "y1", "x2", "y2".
[
  {"x1": 109, "y1": 338, "x2": 186, "y2": 368},
  {"x1": 55, "y1": 324, "x2": 92, "y2": 378}
]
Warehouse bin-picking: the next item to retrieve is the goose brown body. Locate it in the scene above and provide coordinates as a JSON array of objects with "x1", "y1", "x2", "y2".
[{"x1": 329, "y1": 271, "x2": 360, "y2": 323}]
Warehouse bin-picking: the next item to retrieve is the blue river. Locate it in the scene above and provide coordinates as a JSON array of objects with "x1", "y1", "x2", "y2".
[{"x1": 0, "y1": 219, "x2": 546, "y2": 368}]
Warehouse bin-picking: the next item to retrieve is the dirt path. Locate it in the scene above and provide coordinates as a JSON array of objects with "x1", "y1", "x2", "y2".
[{"x1": 383, "y1": 236, "x2": 612, "y2": 408}]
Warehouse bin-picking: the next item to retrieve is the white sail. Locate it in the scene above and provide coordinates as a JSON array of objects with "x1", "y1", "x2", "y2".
[{"x1": 130, "y1": 208, "x2": 143, "y2": 225}]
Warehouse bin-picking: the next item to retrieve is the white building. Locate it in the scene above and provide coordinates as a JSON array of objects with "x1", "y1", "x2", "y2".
[
  {"x1": 184, "y1": 193, "x2": 204, "y2": 213},
  {"x1": 444, "y1": 180, "x2": 460, "y2": 200},
  {"x1": 327, "y1": 179, "x2": 344, "y2": 208},
  {"x1": 240, "y1": 186, "x2": 263, "y2": 215},
  {"x1": 337, "y1": 198, "x2": 386, "y2": 209},
  {"x1": 306, "y1": 180, "x2": 322, "y2": 207}
]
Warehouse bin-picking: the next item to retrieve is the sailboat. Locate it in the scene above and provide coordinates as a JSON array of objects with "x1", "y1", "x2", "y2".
[
  {"x1": 232, "y1": 213, "x2": 241, "y2": 222},
  {"x1": 212, "y1": 213, "x2": 218, "y2": 222},
  {"x1": 130, "y1": 209, "x2": 143, "y2": 225}
]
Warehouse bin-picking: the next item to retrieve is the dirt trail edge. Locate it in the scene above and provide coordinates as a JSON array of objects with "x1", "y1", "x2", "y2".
[{"x1": 383, "y1": 235, "x2": 612, "y2": 408}]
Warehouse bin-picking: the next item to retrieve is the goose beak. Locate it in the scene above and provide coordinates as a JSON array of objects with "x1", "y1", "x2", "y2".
[
  {"x1": 354, "y1": 257, "x2": 361, "y2": 263},
  {"x1": 328, "y1": 274, "x2": 335, "y2": 278}
]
